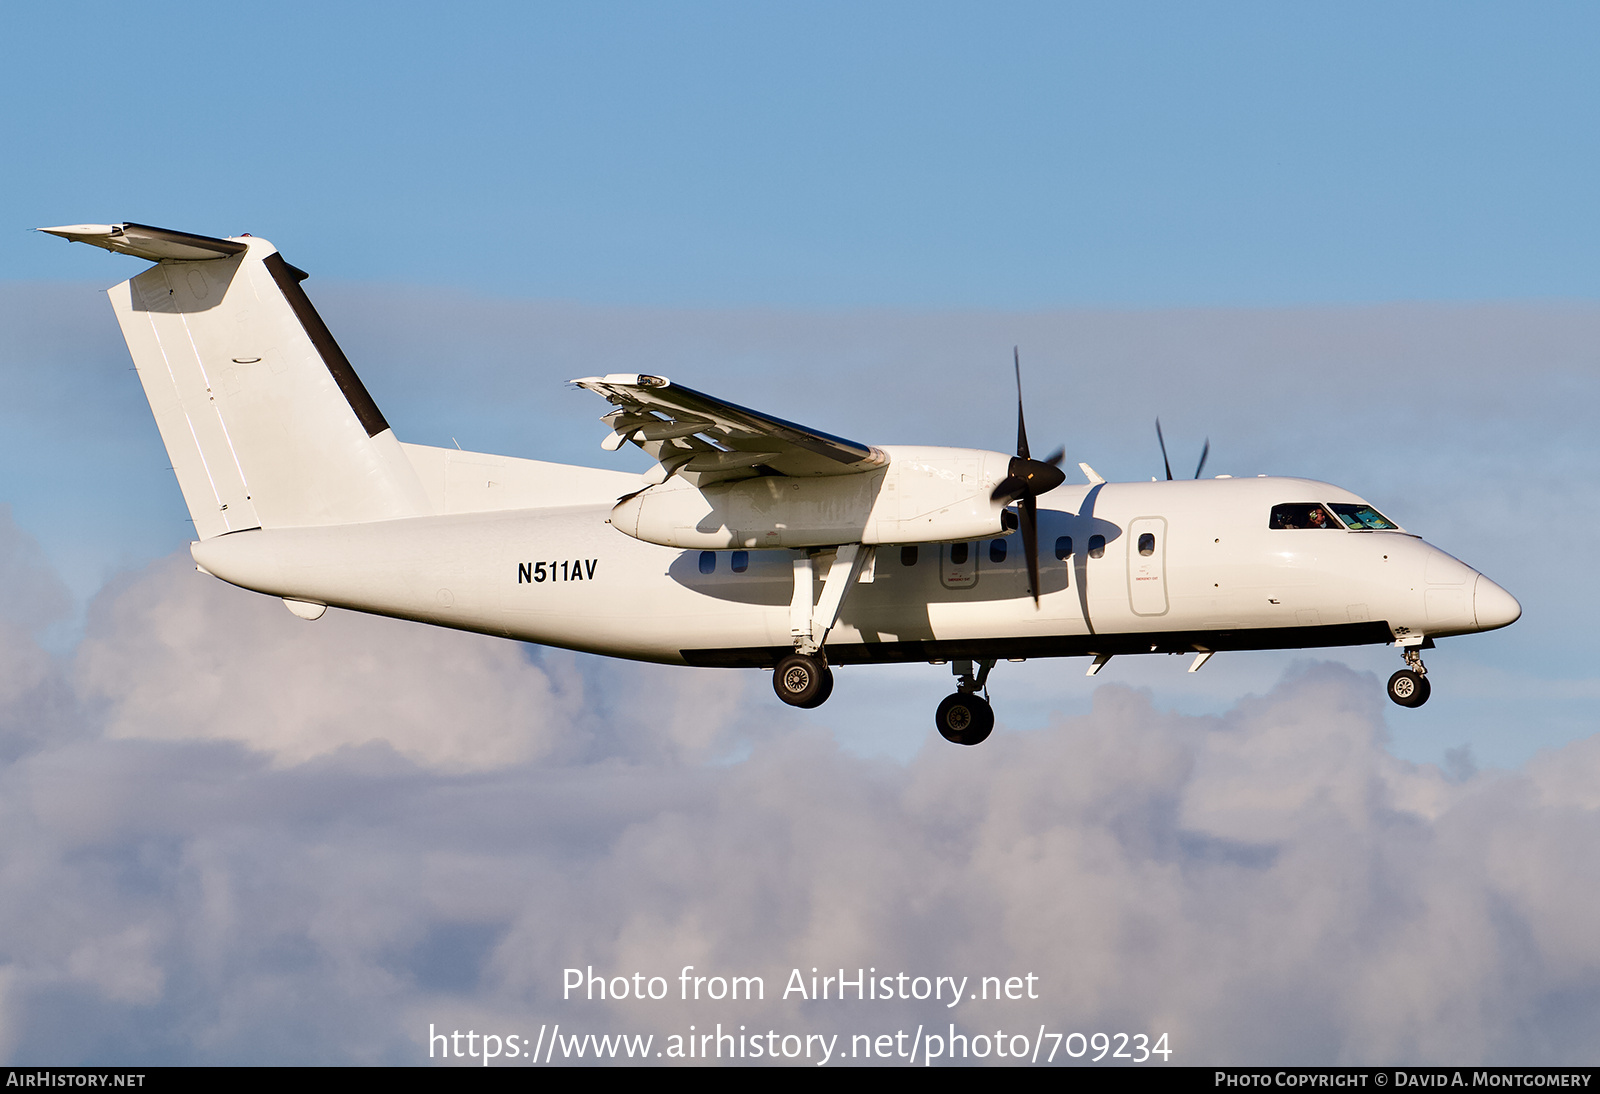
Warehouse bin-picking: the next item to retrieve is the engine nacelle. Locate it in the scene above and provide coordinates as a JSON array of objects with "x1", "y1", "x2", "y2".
[{"x1": 609, "y1": 445, "x2": 1013, "y2": 549}]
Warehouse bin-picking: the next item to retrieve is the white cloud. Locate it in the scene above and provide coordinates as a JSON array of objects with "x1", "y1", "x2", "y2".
[
  {"x1": 0, "y1": 541, "x2": 1596, "y2": 1064},
  {"x1": 75, "y1": 557, "x2": 574, "y2": 772}
]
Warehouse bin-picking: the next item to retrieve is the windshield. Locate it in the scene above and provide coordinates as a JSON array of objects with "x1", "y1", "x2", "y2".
[
  {"x1": 1269, "y1": 503, "x2": 1340, "y2": 529},
  {"x1": 1328, "y1": 503, "x2": 1398, "y2": 530}
]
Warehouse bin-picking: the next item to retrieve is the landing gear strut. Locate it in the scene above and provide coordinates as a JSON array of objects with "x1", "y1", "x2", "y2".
[
  {"x1": 935, "y1": 659, "x2": 996, "y2": 745},
  {"x1": 772, "y1": 544, "x2": 869, "y2": 710},
  {"x1": 1387, "y1": 646, "x2": 1431, "y2": 708}
]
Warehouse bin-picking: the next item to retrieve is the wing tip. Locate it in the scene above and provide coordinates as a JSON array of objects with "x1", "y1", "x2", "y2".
[
  {"x1": 39, "y1": 223, "x2": 116, "y2": 236},
  {"x1": 571, "y1": 373, "x2": 672, "y2": 390}
]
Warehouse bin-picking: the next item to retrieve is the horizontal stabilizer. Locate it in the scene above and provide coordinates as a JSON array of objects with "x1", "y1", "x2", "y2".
[{"x1": 37, "y1": 222, "x2": 247, "y2": 262}]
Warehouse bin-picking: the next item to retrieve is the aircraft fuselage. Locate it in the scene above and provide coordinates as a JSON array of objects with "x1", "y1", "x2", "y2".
[{"x1": 190, "y1": 471, "x2": 1516, "y2": 668}]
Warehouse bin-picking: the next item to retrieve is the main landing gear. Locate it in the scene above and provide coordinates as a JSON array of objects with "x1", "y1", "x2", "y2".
[
  {"x1": 772, "y1": 545, "x2": 865, "y2": 710},
  {"x1": 770, "y1": 544, "x2": 1001, "y2": 745},
  {"x1": 773, "y1": 651, "x2": 834, "y2": 709},
  {"x1": 935, "y1": 659, "x2": 996, "y2": 746},
  {"x1": 1387, "y1": 645, "x2": 1432, "y2": 708}
]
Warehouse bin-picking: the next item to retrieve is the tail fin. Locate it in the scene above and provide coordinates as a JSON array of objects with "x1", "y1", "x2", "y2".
[{"x1": 42, "y1": 223, "x2": 431, "y2": 538}]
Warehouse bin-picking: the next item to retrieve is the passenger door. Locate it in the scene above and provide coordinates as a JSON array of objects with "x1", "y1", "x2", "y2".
[{"x1": 1127, "y1": 516, "x2": 1168, "y2": 616}]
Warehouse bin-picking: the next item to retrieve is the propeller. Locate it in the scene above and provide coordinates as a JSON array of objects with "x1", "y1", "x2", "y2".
[
  {"x1": 1156, "y1": 418, "x2": 1210, "y2": 480},
  {"x1": 991, "y1": 348, "x2": 1066, "y2": 606}
]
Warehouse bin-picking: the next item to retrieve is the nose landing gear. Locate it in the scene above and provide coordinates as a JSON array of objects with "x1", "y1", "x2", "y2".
[
  {"x1": 1387, "y1": 646, "x2": 1431, "y2": 708},
  {"x1": 935, "y1": 659, "x2": 996, "y2": 745}
]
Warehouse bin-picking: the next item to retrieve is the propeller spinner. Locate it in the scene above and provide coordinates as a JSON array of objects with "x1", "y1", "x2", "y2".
[{"x1": 991, "y1": 348, "x2": 1066, "y2": 606}]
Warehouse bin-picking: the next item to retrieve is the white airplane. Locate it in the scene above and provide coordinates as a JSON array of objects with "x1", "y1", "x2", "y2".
[{"x1": 42, "y1": 222, "x2": 1521, "y2": 745}]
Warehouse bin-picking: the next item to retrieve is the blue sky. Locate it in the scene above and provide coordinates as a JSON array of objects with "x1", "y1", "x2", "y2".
[
  {"x1": 8, "y1": 2, "x2": 1600, "y2": 305},
  {"x1": 2, "y1": 2, "x2": 1599, "y2": 1066}
]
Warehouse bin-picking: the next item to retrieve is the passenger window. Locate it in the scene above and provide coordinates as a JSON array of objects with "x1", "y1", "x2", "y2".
[
  {"x1": 1269, "y1": 503, "x2": 1340, "y2": 530},
  {"x1": 901, "y1": 545, "x2": 918, "y2": 566},
  {"x1": 1138, "y1": 533, "x2": 1155, "y2": 556},
  {"x1": 1054, "y1": 536, "x2": 1072, "y2": 560},
  {"x1": 950, "y1": 542, "x2": 969, "y2": 565},
  {"x1": 1088, "y1": 535, "x2": 1105, "y2": 559},
  {"x1": 698, "y1": 550, "x2": 716, "y2": 574},
  {"x1": 989, "y1": 538, "x2": 1007, "y2": 563},
  {"x1": 731, "y1": 550, "x2": 749, "y2": 573}
]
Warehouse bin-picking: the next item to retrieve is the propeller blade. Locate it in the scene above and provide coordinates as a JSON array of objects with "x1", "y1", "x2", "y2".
[
  {"x1": 1194, "y1": 438, "x2": 1210, "y2": 479},
  {"x1": 1003, "y1": 347, "x2": 1060, "y2": 604},
  {"x1": 1156, "y1": 418, "x2": 1174, "y2": 481},
  {"x1": 1021, "y1": 493, "x2": 1041, "y2": 607},
  {"x1": 1013, "y1": 346, "x2": 1031, "y2": 461}
]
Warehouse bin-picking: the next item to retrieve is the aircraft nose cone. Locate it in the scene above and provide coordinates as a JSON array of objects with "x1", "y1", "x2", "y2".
[{"x1": 1473, "y1": 574, "x2": 1521, "y2": 631}]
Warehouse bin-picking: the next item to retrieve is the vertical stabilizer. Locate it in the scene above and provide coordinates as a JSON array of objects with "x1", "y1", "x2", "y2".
[{"x1": 55, "y1": 225, "x2": 432, "y2": 538}]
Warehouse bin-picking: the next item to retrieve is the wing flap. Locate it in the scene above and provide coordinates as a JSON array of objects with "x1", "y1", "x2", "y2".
[{"x1": 574, "y1": 374, "x2": 886, "y2": 480}]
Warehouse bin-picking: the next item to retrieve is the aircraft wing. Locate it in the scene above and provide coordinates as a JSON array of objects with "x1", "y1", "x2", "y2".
[{"x1": 573, "y1": 373, "x2": 887, "y2": 481}]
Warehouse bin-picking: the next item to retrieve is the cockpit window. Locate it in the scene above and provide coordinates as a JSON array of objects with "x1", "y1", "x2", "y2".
[
  {"x1": 1269, "y1": 503, "x2": 1341, "y2": 530},
  {"x1": 1328, "y1": 503, "x2": 1398, "y2": 530}
]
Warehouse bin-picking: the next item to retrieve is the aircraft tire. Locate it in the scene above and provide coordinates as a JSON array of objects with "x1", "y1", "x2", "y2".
[
  {"x1": 798, "y1": 664, "x2": 835, "y2": 709},
  {"x1": 774, "y1": 653, "x2": 832, "y2": 708},
  {"x1": 1387, "y1": 670, "x2": 1431, "y2": 707},
  {"x1": 935, "y1": 692, "x2": 995, "y2": 745}
]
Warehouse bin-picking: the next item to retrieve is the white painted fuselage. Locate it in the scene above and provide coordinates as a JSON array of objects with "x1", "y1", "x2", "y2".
[{"x1": 191, "y1": 452, "x2": 1518, "y2": 669}]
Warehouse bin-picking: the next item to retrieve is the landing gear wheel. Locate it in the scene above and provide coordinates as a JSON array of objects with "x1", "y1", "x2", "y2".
[
  {"x1": 808, "y1": 665, "x2": 835, "y2": 708},
  {"x1": 774, "y1": 653, "x2": 834, "y2": 708},
  {"x1": 1387, "y1": 669, "x2": 1431, "y2": 708},
  {"x1": 935, "y1": 692, "x2": 995, "y2": 745}
]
